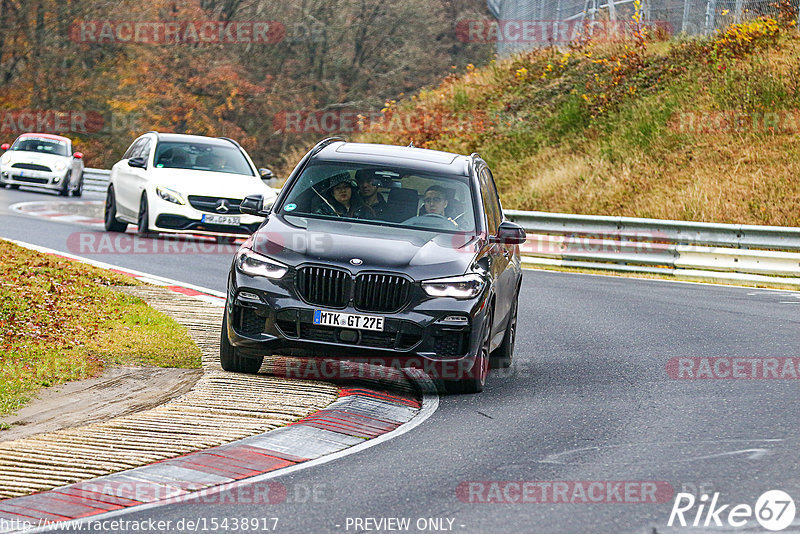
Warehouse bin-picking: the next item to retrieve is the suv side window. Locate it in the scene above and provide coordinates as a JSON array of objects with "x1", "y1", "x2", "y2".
[
  {"x1": 484, "y1": 167, "x2": 503, "y2": 221},
  {"x1": 479, "y1": 168, "x2": 500, "y2": 235}
]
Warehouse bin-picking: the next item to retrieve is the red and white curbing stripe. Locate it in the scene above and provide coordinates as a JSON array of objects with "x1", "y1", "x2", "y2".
[
  {"x1": 10, "y1": 201, "x2": 105, "y2": 228},
  {"x1": 0, "y1": 238, "x2": 438, "y2": 533},
  {"x1": 0, "y1": 386, "x2": 434, "y2": 533}
]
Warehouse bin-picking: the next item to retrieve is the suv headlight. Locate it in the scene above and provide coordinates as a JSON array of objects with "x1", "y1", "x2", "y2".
[
  {"x1": 236, "y1": 248, "x2": 288, "y2": 279},
  {"x1": 54, "y1": 160, "x2": 67, "y2": 172},
  {"x1": 156, "y1": 186, "x2": 185, "y2": 205},
  {"x1": 421, "y1": 274, "x2": 485, "y2": 299}
]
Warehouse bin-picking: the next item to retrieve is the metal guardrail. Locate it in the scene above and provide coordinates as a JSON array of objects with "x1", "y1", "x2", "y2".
[
  {"x1": 83, "y1": 168, "x2": 110, "y2": 193},
  {"x1": 505, "y1": 209, "x2": 800, "y2": 251},
  {"x1": 71, "y1": 175, "x2": 800, "y2": 284},
  {"x1": 505, "y1": 210, "x2": 800, "y2": 285}
]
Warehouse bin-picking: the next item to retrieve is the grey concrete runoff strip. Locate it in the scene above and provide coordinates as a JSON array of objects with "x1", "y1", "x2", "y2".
[{"x1": 0, "y1": 285, "x2": 339, "y2": 500}]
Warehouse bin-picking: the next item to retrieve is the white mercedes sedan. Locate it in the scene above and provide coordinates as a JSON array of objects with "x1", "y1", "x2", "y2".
[{"x1": 104, "y1": 132, "x2": 278, "y2": 237}]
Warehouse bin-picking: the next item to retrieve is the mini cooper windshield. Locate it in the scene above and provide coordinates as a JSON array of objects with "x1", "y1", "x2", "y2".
[
  {"x1": 279, "y1": 163, "x2": 477, "y2": 234},
  {"x1": 10, "y1": 137, "x2": 69, "y2": 156}
]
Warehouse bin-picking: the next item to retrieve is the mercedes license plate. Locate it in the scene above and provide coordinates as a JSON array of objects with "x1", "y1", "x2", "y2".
[
  {"x1": 202, "y1": 214, "x2": 240, "y2": 226},
  {"x1": 313, "y1": 310, "x2": 384, "y2": 331}
]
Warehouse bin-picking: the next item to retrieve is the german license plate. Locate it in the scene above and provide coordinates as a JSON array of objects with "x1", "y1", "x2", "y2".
[
  {"x1": 202, "y1": 214, "x2": 240, "y2": 226},
  {"x1": 313, "y1": 310, "x2": 384, "y2": 331}
]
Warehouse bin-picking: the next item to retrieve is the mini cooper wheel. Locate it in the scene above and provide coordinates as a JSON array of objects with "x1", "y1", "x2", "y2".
[
  {"x1": 58, "y1": 172, "x2": 70, "y2": 196},
  {"x1": 71, "y1": 172, "x2": 83, "y2": 197},
  {"x1": 104, "y1": 186, "x2": 128, "y2": 232},
  {"x1": 220, "y1": 313, "x2": 263, "y2": 374}
]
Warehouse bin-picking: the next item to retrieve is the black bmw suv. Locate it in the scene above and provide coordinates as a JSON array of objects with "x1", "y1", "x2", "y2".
[{"x1": 221, "y1": 139, "x2": 525, "y2": 393}]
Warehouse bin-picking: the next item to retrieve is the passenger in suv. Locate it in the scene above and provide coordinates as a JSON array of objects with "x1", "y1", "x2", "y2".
[{"x1": 221, "y1": 139, "x2": 526, "y2": 393}]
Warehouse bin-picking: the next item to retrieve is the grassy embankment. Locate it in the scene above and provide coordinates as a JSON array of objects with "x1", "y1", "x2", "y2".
[
  {"x1": 356, "y1": 9, "x2": 800, "y2": 227},
  {"x1": 0, "y1": 241, "x2": 201, "y2": 422}
]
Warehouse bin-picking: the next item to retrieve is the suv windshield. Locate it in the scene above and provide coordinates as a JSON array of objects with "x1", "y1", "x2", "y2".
[
  {"x1": 10, "y1": 137, "x2": 69, "y2": 156},
  {"x1": 279, "y1": 163, "x2": 477, "y2": 233},
  {"x1": 153, "y1": 141, "x2": 254, "y2": 176}
]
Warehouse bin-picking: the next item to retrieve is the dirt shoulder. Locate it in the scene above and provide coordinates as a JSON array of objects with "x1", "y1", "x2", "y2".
[{"x1": 0, "y1": 366, "x2": 201, "y2": 442}]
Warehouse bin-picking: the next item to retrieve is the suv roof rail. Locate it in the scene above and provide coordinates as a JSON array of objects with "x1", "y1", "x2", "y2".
[{"x1": 310, "y1": 137, "x2": 346, "y2": 156}]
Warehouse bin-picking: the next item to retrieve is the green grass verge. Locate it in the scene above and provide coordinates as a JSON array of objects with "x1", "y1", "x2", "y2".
[{"x1": 0, "y1": 240, "x2": 201, "y2": 416}]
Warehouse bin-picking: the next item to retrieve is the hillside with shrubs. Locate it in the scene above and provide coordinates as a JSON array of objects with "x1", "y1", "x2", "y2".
[{"x1": 357, "y1": 7, "x2": 800, "y2": 226}]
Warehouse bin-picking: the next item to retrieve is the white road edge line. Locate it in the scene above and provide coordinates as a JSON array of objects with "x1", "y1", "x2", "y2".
[
  {"x1": 4, "y1": 236, "x2": 441, "y2": 533},
  {"x1": 2, "y1": 237, "x2": 226, "y2": 298},
  {"x1": 23, "y1": 389, "x2": 440, "y2": 533}
]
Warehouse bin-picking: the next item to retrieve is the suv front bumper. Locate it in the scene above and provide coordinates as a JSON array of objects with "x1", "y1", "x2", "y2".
[{"x1": 226, "y1": 267, "x2": 491, "y2": 381}]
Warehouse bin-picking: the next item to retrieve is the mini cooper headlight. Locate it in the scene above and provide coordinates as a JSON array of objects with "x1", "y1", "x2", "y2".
[
  {"x1": 421, "y1": 274, "x2": 485, "y2": 299},
  {"x1": 156, "y1": 186, "x2": 185, "y2": 205},
  {"x1": 54, "y1": 160, "x2": 67, "y2": 172},
  {"x1": 236, "y1": 248, "x2": 288, "y2": 279},
  {"x1": 1, "y1": 154, "x2": 10, "y2": 165}
]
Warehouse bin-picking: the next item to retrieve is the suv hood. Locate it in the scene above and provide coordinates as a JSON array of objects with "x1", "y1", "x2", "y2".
[
  {"x1": 149, "y1": 168, "x2": 277, "y2": 200},
  {"x1": 251, "y1": 214, "x2": 480, "y2": 278}
]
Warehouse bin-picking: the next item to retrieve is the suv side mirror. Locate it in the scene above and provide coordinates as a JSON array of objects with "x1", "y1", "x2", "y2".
[
  {"x1": 128, "y1": 156, "x2": 147, "y2": 168},
  {"x1": 490, "y1": 221, "x2": 527, "y2": 245},
  {"x1": 240, "y1": 194, "x2": 271, "y2": 216},
  {"x1": 0, "y1": 143, "x2": 9, "y2": 151},
  {"x1": 259, "y1": 168, "x2": 274, "y2": 180}
]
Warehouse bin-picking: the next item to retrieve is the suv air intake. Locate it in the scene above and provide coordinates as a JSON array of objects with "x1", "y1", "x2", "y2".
[
  {"x1": 296, "y1": 266, "x2": 350, "y2": 308},
  {"x1": 354, "y1": 273, "x2": 411, "y2": 313}
]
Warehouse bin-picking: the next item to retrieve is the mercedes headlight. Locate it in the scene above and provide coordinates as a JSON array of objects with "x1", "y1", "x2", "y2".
[
  {"x1": 54, "y1": 160, "x2": 67, "y2": 172},
  {"x1": 156, "y1": 186, "x2": 185, "y2": 205},
  {"x1": 421, "y1": 274, "x2": 485, "y2": 299},
  {"x1": 236, "y1": 249, "x2": 288, "y2": 279}
]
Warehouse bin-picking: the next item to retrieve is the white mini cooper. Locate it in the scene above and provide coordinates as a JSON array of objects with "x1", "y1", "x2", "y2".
[{"x1": 0, "y1": 133, "x2": 85, "y2": 196}]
